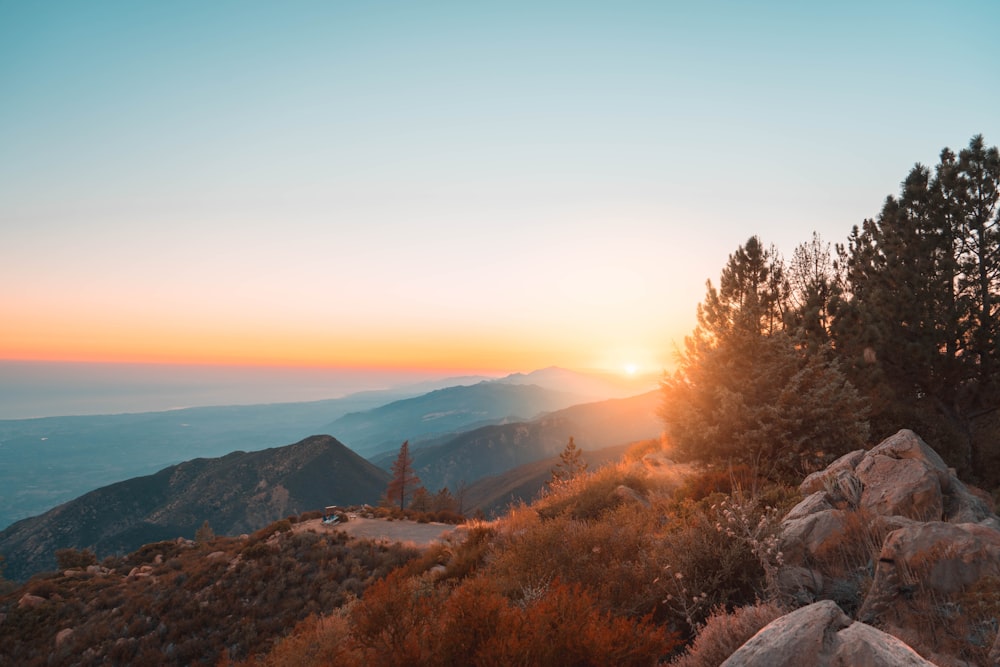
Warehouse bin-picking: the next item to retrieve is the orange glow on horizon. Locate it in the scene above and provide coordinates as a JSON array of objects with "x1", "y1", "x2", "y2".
[{"x1": 3, "y1": 296, "x2": 684, "y2": 375}]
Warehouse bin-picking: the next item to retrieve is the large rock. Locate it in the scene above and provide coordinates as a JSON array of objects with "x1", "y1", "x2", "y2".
[
  {"x1": 778, "y1": 430, "x2": 1000, "y2": 665},
  {"x1": 858, "y1": 521, "x2": 1000, "y2": 623},
  {"x1": 721, "y1": 600, "x2": 933, "y2": 666},
  {"x1": 782, "y1": 430, "x2": 1000, "y2": 570}
]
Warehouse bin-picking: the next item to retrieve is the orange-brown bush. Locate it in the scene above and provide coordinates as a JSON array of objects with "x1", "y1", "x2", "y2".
[
  {"x1": 669, "y1": 600, "x2": 786, "y2": 667},
  {"x1": 535, "y1": 462, "x2": 651, "y2": 521},
  {"x1": 344, "y1": 573, "x2": 677, "y2": 667}
]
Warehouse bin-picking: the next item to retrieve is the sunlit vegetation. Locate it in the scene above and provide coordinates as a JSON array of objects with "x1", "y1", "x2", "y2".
[
  {"x1": 225, "y1": 452, "x2": 802, "y2": 666},
  {"x1": 663, "y1": 135, "x2": 1000, "y2": 492}
]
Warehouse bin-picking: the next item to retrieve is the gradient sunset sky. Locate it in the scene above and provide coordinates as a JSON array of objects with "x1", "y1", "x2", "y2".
[{"x1": 3, "y1": 1, "x2": 999, "y2": 376}]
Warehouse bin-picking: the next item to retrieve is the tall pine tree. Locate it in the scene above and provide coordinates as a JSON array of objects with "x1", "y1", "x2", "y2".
[
  {"x1": 662, "y1": 237, "x2": 868, "y2": 480},
  {"x1": 835, "y1": 136, "x2": 1000, "y2": 477},
  {"x1": 386, "y1": 440, "x2": 422, "y2": 510}
]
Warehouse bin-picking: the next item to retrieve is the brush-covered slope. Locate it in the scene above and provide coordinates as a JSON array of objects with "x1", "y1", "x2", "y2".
[
  {"x1": 462, "y1": 442, "x2": 634, "y2": 516},
  {"x1": 0, "y1": 435, "x2": 388, "y2": 581}
]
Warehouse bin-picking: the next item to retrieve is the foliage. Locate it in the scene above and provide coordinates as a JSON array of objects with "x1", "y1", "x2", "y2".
[
  {"x1": 834, "y1": 135, "x2": 1000, "y2": 481},
  {"x1": 669, "y1": 601, "x2": 786, "y2": 667},
  {"x1": 550, "y1": 436, "x2": 587, "y2": 485},
  {"x1": 0, "y1": 515, "x2": 420, "y2": 666},
  {"x1": 663, "y1": 329, "x2": 869, "y2": 481},
  {"x1": 385, "y1": 440, "x2": 421, "y2": 510}
]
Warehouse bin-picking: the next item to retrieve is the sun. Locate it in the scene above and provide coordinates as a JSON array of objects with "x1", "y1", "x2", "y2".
[{"x1": 624, "y1": 363, "x2": 638, "y2": 376}]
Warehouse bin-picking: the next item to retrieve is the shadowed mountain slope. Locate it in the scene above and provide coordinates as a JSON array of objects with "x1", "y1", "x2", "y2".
[
  {"x1": 401, "y1": 391, "x2": 663, "y2": 492},
  {"x1": 325, "y1": 382, "x2": 585, "y2": 457},
  {"x1": 0, "y1": 435, "x2": 388, "y2": 581},
  {"x1": 0, "y1": 391, "x2": 416, "y2": 530}
]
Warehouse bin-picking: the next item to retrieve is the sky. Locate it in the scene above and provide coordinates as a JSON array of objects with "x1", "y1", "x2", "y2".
[{"x1": 2, "y1": 1, "x2": 999, "y2": 378}]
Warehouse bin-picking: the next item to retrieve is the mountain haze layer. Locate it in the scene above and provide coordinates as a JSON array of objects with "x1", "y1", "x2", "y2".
[
  {"x1": 325, "y1": 382, "x2": 587, "y2": 457},
  {"x1": 395, "y1": 391, "x2": 663, "y2": 492}
]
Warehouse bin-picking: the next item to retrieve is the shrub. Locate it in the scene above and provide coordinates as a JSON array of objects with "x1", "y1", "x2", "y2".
[
  {"x1": 536, "y1": 462, "x2": 651, "y2": 521},
  {"x1": 478, "y1": 579, "x2": 678, "y2": 666},
  {"x1": 670, "y1": 600, "x2": 786, "y2": 667},
  {"x1": 55, "y1": 548, "x2": 97, "y2": 570}
]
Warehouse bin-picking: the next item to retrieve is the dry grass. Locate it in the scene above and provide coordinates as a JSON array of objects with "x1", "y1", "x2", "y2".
[{"x1": 669, "y1": 600, "x2": 787, "y2": 667}]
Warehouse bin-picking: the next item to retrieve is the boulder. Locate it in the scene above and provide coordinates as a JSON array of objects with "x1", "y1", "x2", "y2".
[
  {"x1": 781, "y1": 430, "x2": 1000, "y2": 571},
  {"x1": 780, "y1": 508, "x2": 849, "y2": 564},
  {"x1": 800, "y1": 449, "x2": 865, "y2": 496},
  {"x1": 721, "y1": 600, "x2": 933, "y2": 667},
  {"x1": 855, "y1": 451, "x2": 945, "y2": 522},
  {"x1": 858, "y1": 521, "x2": 1000, "y2": 623},
  {"x1": 55, "y1": 627, "x2": 74, "y2": 647},
  {"x1": 18, "y1": 593, "x2": 45, "y2": 609}
]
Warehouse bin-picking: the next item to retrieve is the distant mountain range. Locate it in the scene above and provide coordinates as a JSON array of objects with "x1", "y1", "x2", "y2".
[
  {"x1": 325, "y1": 383, "x2": 583, "y2": 457},
  {"x1": 391, "y1": 391, "x2": 663, "y2": 492},
  {"x1": 0, "y1": 367, "x2": 654, "y2": 529},
  {"x1": 0, "y1": 368, "x2": 663, "y2": 580},
  {"x1": 0, "y1": 435, "x2": 387, "y2": 582}
]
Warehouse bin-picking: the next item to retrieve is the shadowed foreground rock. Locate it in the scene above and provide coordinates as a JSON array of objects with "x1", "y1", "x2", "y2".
[{"x1": 721, "y1": 600, "x2": 933, "y2": 667}]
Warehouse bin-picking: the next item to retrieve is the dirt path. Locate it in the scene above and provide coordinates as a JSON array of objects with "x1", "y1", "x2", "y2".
[{"x1": 295, "y1": 517, "x2": 462, "y2": 548}]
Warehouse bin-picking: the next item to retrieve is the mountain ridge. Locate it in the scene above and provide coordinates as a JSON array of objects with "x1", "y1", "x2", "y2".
[{"x1": 0, "y1": 434, "x2": 388, "y2": 581}]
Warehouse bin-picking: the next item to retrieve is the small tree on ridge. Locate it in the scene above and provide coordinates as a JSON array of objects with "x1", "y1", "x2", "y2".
[{"x1": 386, "y1": 440, "x2": 421, "y2": 510}]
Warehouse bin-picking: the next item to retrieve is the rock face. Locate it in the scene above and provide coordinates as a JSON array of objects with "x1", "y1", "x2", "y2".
[
  {"x1": 858, "y1": 521, "x2": 1000, "y2": 624},
  {"x1": 782, "y1": 430, "x2": 1000, "y2": 577},
  {"x1": 778, "y1": 430, "x2": 1000, "y2": 664},
  {"x1": 721, "y1": 600, "x2": 933, "y2": 667}
]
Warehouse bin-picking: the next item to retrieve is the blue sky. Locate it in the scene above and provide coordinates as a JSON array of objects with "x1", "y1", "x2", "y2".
[{"x1": 2, "y1": 1, "x2": 998, "y2": 374}]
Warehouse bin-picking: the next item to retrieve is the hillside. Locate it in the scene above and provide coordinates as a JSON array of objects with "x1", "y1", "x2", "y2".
[
  {"x1": 400, "y1": 391, "x2": 663, "y2": 492},
  {"x1": 461, "y1": 442, "x2": 634, "y2": 516},
  {"x1": 325, "y1": 382, "x2": 586, "y2": 457},
  {"x1": 0, "y1": 435, "x2": 388, "y2": 581},
  {"x1": 0, "y1": 391, "x2": 412, "y2": 530}
]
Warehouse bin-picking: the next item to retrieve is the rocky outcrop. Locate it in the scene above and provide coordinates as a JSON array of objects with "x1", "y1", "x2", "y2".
[
  {"x1": 858, "y1": 521, "x2": 1000, "y2": 623},
  {"x1": 782, "y1": 430, "x2": 999, "y2": 575},
  {"x1": 777, "y1": 430, "x2": 1000, "y2": 665},
  {"x1": 721, "y1": 600, "x2": 933, "y2": 666}
]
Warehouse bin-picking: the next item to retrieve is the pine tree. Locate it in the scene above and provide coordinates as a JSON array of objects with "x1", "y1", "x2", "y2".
[
  {"x1": 662, "y1": 237, "x2": 869, "y2": 480},
  {"x1": 551, "y1": 436, "x2": 587, "y2": 484},
  {"x1": 386, "y1": 440, "x2": 421, "y2": 510},
  {"x1": 834, "y1": 135, "x2": 1000, "y2": 477}
]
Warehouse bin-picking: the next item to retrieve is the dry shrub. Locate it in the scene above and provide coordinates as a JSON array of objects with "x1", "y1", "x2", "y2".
[
  {"x1": 348, "y1": 569, "x2": 434, "y2": 666},
  {"x1": 477, "y1": 580, "x2": 678, "y2": 667},
  {"x1": 535, "y1": 462, "x2": 651, "y2": 521},
  {"x1": 346, "y1": 573, "x2": 677, "y2": 667},
  {"x1": 806, "y1": 506, "x2": 890, "y2": 615},
  {"x1": 674, "y1": 465, "x2": 757, "y2": 502},
  {"x1": 441, "y1": 523, "x2": 496, "y2": 581},
  {"x1": 669, "y1": 600, "x2": 787, "y2": 667},
  {"x1": 651, "y1": 499, "x2": 770, "y2": 634},
  {"x1": 623, "y1": 438, "x2": 664, "y2": 463},
  {"x1": 232, "y1": 611, "x2": 356, "y2": 667},
  {"x1": 486, "y1": 503, "x2": 664, "y2": 616}
]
